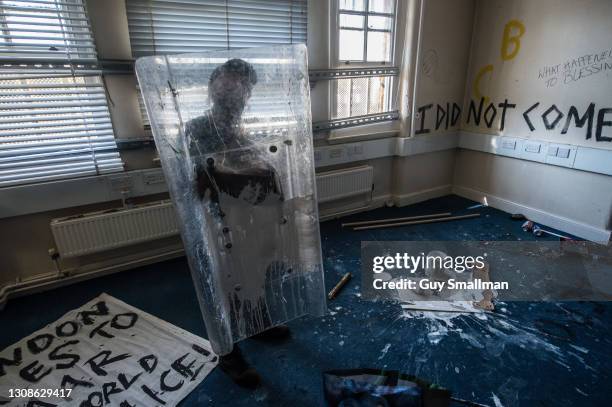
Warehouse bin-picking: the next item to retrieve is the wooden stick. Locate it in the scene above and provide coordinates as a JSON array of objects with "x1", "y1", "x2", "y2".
[
  {"x1": 342, "y1": 212, "x2": 452, "y2": 228},
  {"x1": 328, "y1": 272, "x2": 352, "y2": 300},
  {"x1": 353, "y1": 213, "x2": 481, "y2": 231}
]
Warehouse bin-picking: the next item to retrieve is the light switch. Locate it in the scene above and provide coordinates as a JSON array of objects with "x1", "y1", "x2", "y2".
[
  {"x1": 525, "y1": 143, "x2": 541, "y2": 153},
  {"x1": 108, "y1": 175, "x2": 132, "y2": 192},
  {"x1": 142, "y1": 171, "x2": 165, "y2": 185},
  {"x1": 502, "y1": 140, "x2": 516, "y2": 150},
  {"x1": 557, "y1": 147, "x2": 571, "y2": 158},
  {"x1": 329, "y1": 148, "x2": 342, "y2": 159}
]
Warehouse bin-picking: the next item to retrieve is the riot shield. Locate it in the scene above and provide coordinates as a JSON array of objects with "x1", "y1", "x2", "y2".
[{"x1": 135, "y1": 45, "x2": 326, "y2": 355}]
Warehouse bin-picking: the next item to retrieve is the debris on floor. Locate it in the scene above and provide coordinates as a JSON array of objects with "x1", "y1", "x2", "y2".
[
  {"x1": 323, "y1": 369, "x2": 452, "y2": 407},
  {"x1": 328, "y1": 272, "x2": 352, "y2": 300},
  {"x1": 341, "y1": 212, "x2": 452, "y2": 228},
  {"x1": 352, "y1": 213, "x2": 481, "y2": 231},
  {"x1": 522, "y1": 220, "x2": 574, "y2": 240},
  {"x1": 473, "y1": 263, "x2": 495, "y2": 311}
]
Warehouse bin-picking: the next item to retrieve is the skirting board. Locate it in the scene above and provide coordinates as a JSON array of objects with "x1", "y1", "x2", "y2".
[
  {"x1": 320, "y1": 185, "x2": 453, "y2": 221},
  {"x1": 393, "y1": 185, "x2": 453, "y2": 207},
  {"x1": 453, "y1": 185, "x2": 611, "y2": 243}
]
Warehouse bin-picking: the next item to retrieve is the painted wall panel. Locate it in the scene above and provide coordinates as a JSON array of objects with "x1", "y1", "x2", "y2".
[
  {"x1": 412, "y1": 0, "x2": 475, "y2": 136},
  {"x1": 463, "y1": 0, "x2": 612, "y2": 149},
  {"x1": 454, "y1": 149, "x2": 612, "y2": 233}
]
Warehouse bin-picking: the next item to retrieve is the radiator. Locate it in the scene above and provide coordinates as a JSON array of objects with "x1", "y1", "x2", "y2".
[
  {"x1": 51, "y1": 167, "x2": 374, "y2": 257},
  {"x1": 316, "y1": 165, "x2": 374, "y2": 203},
  {"x1": 51, "y1": 201, "x2": 180, "y2": 258}
]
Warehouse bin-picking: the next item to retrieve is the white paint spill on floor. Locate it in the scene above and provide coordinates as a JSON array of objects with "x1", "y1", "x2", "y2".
[
  {"x1": 492, "y1": 392, "x2": 504, "y2": 407},
  {"x1": 575, "y1": 387, "x2": 588, "y2": 396},
  {"x1": 378, "y1": 343, "x2": 391, "y2": 360},
  {"x1": 569, "y1": 344, "x2": 589, "y2": 354},
  {"x1": 253, "y1": 387, "x2": 268, "y2": 402},
  {"x1": 399, "y1": 303, "x2": 574, "y2": 368}
]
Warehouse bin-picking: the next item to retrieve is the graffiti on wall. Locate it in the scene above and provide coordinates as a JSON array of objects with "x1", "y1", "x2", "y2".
[
  {"x1": 538, "y1": 49, "x2": 612, "y2": 88},
  {"x1": 472, "y1": 19, "x2": 526, "y2": 101},
  {"x1": 418, "y1": 18, "x2": 612, "y2": 143},
  {"x1": 415, "y1": 99, "x2": 612, "y2": 142}
]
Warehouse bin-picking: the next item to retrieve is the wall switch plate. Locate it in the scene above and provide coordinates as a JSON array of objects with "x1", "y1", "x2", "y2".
[
  {"x1": 329, "y1": 148, "x2": 343, "y2": 159},
  {"x1": 546, "y1": 143, "x2": 576, "y2": 168},
  {"x1": 557, "y1": 147, "x2": 571, "y2": 158},
  {"x1": 142, "y1": 170, "x2": 165, "y2": 185},
  {"x1": 501, "y1": 140, "x2": 517, "y2": 150},
  {"x1": 108, "y1": 175, "x2": 133, "y2": 192},
  {"x1": 524, "y1": 143, "x2": 541, "y2": 153},
  {"x1": 350, "y1": 144, "x2": 364, "y2": 156}
]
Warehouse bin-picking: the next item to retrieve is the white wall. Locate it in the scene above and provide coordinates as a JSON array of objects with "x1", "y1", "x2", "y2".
[
  {"x1": 463, "y1": 0, "x2": 612, "y2": 148},
  {"x1": 454, "y1": 0, "x2": 612, "y2": 242},
  {"x1": 454, "y1": 150, "x2": 612, "y2": 240},
  {"x1": 411, "y1": 0, "x2": 475, "y2": 137},
  {"x1": 391, "y1": 0, "x2": 474, "y2": 203}
]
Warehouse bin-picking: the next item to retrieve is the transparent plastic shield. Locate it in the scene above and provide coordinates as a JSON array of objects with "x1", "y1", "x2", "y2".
[{"x1": 135, "y1": 45, "x2": 326, "y2": 355}]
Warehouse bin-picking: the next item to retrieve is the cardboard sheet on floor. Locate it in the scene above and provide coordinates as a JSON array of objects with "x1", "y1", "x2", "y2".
[
  {"x1": 399, "y1": 263, "x2": 495, "y2": 313},
  {"x1": 0, "y1": 293, "x2": 217, "y2": 406}
]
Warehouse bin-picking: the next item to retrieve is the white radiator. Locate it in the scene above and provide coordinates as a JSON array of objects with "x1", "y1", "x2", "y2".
[
  {"x1": 51, "y1": 201, "x2": 180, "y2": 258},
  {"x1": 316, "y1": 165, "x2": 374, "y2": 203},
  {"x1": 51, "y1": 168, "x2": 374, "y2": 257}
]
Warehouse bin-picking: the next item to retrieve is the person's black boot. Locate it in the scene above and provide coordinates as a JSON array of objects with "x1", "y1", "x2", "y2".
[
  {"x1": 251, "y1": 325, "x2": 291, "y2": 341},
  {"x1": 219, "y1": 346, "x2": 261, "y2": 389}
]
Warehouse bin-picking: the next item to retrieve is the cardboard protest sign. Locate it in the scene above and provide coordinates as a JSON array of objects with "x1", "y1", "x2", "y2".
[{"x1": 0, "y1": 293, "x2": 217, "y2": 406}]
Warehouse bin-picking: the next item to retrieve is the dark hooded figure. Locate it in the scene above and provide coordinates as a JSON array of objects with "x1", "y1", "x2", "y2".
[
  {"x1": 184, "y1": 58, "x2": 290, "y2": 389},
  {"x1": 186, "y1": 58, "x2": 257, "y2": 153},
  {"x1": 186, "y1": 59, "x2": 282, "y2": 209}
]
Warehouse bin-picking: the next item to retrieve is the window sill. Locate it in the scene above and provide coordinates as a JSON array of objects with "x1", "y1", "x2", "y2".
[
  {"x1": 0, "y1": 168, "x2": 167, "y2": 219},
  {"x1": 327, "y1": 120, "x2": 400, "y2": 144}
]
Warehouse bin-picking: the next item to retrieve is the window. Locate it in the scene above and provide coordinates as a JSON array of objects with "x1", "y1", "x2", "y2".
[
  {"x1": 333, "y1": 0, "x2": 398, "y2": 120},
  {"x1": 126, "y1": 0, "x2": 308, "y2": 57},
  {"x1": 337, "y1": 0, "x2": 395, "y2": 63},
  {"x1": 126, "y1": 0, "x2": 308, "y2": 127},
  {"x1": 0, "y1": 0, "x2": 123, "y2": 187}
]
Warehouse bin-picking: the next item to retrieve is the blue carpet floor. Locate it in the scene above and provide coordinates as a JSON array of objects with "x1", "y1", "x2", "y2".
[{"x1": 1, "y1": 195, "x2": 610, "y2": 406}]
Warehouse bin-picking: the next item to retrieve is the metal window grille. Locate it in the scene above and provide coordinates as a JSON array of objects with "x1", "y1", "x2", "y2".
[{"x1": 334, "y1": 0, "x2": 398, "y2": 123}]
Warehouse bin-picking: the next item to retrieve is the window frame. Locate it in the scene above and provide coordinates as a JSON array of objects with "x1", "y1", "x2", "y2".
[
  {"x1": 334, "y1": 0, "x2": 398, "y2": 66},
  {"x1": 330, "y1": 0, "x2": 404, "y2": 125}
]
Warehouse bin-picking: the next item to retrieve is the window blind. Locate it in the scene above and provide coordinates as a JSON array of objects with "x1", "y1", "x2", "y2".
[
  {"x1": 126, "y1": 0, "x2": 308, "y2": 58},
  {"x1": 0, "y1": 0, "x2": 97, "y2": 63},
  {"x1": 0, "y1": 0, "x2": 123, "y2": 187},
  {"x1": 0, "y1": 76, "x2": 122, "y2": 186}
]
